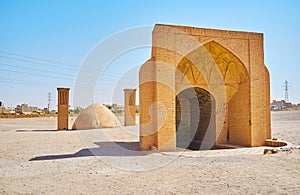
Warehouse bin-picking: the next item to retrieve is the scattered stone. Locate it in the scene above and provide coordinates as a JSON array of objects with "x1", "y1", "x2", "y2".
[
  {"x1": 263, "y1": 148, "x2": 278, "y2": 154},
  {"x1": 150, "y1": 145, "x2": 157, "y2": 150},
  {"x1": 264, "y1": 145, "x2": 300, "y2": 154}
]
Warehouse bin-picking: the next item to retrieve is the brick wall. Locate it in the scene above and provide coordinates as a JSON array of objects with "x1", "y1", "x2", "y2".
[{"x1": 57, "y1": 88, "x2": 69, "y2": 130}]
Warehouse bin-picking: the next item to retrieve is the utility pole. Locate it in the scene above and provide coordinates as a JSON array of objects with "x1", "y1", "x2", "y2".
[
  {"x1": 283, "y1": 80, "x2": 290, "y2": 103},
  {"x1": 48, "y1": 92, "x2": 52, "y2": 114}
]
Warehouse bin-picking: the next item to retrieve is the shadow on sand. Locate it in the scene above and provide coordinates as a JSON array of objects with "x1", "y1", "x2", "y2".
[
  {"x1": 16, "y1": 129, "x2": 58, "y2": 132},
  {"x1": 29, "y1": 141, "x2": 143, "y2": 161}
]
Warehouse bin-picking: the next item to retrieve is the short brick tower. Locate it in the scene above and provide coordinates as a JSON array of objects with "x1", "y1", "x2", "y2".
[
  {"x1": 57, "y1": 88, "x2": 70, "y2": 130},
  {"x1": 124, "y1": 89, "x2": 137, "y2": 126}
]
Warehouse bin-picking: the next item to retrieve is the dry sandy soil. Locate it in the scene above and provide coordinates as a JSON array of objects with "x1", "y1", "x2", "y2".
[{"x1": 0, "y1": 110, "x2": 299, "y2": 194}]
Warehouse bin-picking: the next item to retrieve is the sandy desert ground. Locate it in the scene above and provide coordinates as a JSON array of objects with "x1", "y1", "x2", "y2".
[{"x1": 0, "y1": 110, "x2": 299, "y2": 194}]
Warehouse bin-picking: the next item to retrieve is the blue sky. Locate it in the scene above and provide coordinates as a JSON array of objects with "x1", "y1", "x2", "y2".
[{"x1": 0, "y1": 0, "x2": 299, "y2": 108}]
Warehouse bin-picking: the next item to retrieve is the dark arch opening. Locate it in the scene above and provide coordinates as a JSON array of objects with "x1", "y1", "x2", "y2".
[{"x1": 176, "y1": 87, "x2": 215, "y2": 150}]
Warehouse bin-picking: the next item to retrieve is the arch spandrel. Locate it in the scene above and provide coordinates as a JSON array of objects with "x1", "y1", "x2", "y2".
[
  {"x1": 204, "y1": 41, "x2": 248, "y2": 83},
  {"x1": 176, "y1": 41, "x2": 249, "y2": 101}
]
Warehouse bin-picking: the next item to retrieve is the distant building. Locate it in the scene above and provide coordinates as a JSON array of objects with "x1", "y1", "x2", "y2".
[
  {"x1": 271, "y1": 100, "x2": 286, "y2": 110},
  {"x1": 271, "y1": 99, "x2": 299, "y2": 110},
  {"x1": 111, "y1": 103, "x2": 124, "y2": 113},
  {"x1": 15, "y1": 104, "x2": 38, "y2": 114},
  {"x1": 0, "y1": 106, "x2": 14, "y2": 114}
]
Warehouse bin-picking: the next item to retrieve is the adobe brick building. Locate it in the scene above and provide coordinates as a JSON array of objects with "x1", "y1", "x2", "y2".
[
  {"x1": 139, "y1": 24, "x2": 270, "y2": 150},
  {"x1": 124, "y1": 89, "x2": 137, "y2": 126},
  {"x1": 57, "y1": 88, "x2": 70, "y2": 130}
]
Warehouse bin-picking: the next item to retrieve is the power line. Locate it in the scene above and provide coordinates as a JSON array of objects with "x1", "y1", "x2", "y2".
[
  {"x1": 0, "y1": 76, "x2": 118, "y2": 88},
  {"x1": 0, "y1": 50, "x2": 126, "y2": 76},
  {"x1": 0, "y1": 61, "x2": 135, "y2": 85},
  {"x1": 0, "y1": 55, "x2": 77, "y2": 71},
  {"x1": 0, "y1": 62, "x2": 76, "y2": 78},
  {"x1": 0, "y1": 54, "x2": 122, "y2": 76},
  {"x1": 0, "y1": 50, "x2": 76, "y2": 67},
  {"x1": 0, "y1": 66, "x2": 115, "y2": 83},
  {"x1": 0, "y1": 50, "x2": 138, "y2": 75},
  {"x1": 0, "y1": 51, "x2": 126, "y2": 76},
  {"x1": 0, "y1": 67, "x2": 75, "y2": 81},
  {"x1": 0, "y1": 50, "x2": 134, "y2": 86},
  {"x1": 0, "y1": 63, "x2": 118, "y2": 85},
  {"x1": 0, "y1": 78, "x2": 59, "y2": 87},
  {"x1": 0, "y1": 50, "x2": 136, "y2": 88},
  {"x1": 0, "y1": 67, "x2": 124, "y2": 85}
]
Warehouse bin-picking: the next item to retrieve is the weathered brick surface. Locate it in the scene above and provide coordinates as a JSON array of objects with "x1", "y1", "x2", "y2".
[
  {"x1": 139, "y1": 24, "x2": 270, "y2": 150},
  {"x1": 265, "y1": 66, "x2": 271, "y2": 139},
  {"x1": 124, "y1": 89, "x2": 136, "y2": 126},
  {"x1": 57, "y1": 88, "x2": 69, "y2": 130}
]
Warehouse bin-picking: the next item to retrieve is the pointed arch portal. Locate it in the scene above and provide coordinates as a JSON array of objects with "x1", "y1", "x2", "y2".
[
  {"x1": 139, "y1": 24, "x2": 271, "y2": 150},
  {"x1": 176, "y1": 87, "x2": 216, "y2": 150}
]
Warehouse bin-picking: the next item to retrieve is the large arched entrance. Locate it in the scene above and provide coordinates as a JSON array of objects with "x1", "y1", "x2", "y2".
[
  {"x1": 176, "y1": 87, "x2": 215, "y2": 150},
  {"x1": 139, "y1": 24, "x2": 271, "y2": 151},
  {"x1": 175, "y1": 41, "x2": 251, "y2": 147}
]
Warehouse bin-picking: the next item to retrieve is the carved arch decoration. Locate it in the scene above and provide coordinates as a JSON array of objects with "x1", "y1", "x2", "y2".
[{"x1": 176, "y1": 41, "x2": 249, "y2": 101}]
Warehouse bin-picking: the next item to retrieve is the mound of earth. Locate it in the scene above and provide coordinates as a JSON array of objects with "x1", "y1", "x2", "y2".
[{"x1": 72, "y1": 103, "x2": 119, "y2": 130}]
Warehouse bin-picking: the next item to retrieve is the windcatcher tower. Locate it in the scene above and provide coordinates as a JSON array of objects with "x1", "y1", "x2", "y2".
[{"x1": 57, "y1": 88, "x2": 70, "y2": 130}]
